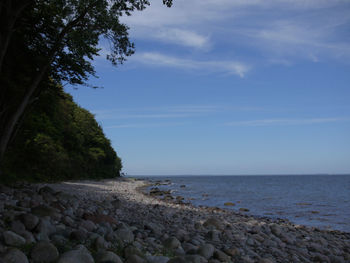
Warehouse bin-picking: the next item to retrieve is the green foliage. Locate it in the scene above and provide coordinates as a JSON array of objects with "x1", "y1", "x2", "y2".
[{"x1": 2, "y1": 84, "x2": 122, "y2": 183}]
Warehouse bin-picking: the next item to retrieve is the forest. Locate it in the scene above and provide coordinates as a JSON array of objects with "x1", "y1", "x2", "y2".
[{"x1": 0, "y1": 0, "x2": 172, "y2": 182}]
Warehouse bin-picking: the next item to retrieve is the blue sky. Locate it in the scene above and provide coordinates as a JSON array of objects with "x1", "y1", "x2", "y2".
[{"x1": 67, "y1": 0, "x2": 350, "y2": 175}]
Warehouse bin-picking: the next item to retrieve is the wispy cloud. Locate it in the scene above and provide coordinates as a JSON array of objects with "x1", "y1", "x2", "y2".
[
  {"x1": 226, "y1": 117, "x2": 350, "y2": 126},
  {"x1": 122, "y1": 0, "x2": 350, "y2": 65},
  {"x1": 132, "y1": 52, "x2": 250, "y2": 77},
  {"x1": 105, "y1": 122, "x2": 186, "y2": 129},
  {"x1": 93, "y1": 105, "x2": 263, "y2": 120},
  {"x1": 154, "y1": 28, "x2": 210, "y2": 49}
]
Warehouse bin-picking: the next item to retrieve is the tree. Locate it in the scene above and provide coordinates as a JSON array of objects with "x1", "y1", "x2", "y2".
[{"x1": 0, "y1": 0, "x2": 173, "y2": 172}]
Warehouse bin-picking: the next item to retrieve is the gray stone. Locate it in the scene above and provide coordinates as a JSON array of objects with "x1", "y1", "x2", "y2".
[
  {"x1": 3, "y1": 248, "x2": 29, "y2": 263},
  {"x1": 145, "y1": 255, "x2": 170, "y2": 263},
  {"x1": 96, "y1": 250, "x2": 123, "y2": 263},
  {"x1": 197, "y1": 244, "x2": 215, "y2": 259},
  {"x1": 81, "y1": 220, "x2": 96, "y2": 232},
  {"x1": 31, "y1": 241, "x2": 59, "y2": 263},
  {"x1": 163, "y1": 237, "x2": 181, "y2": 250},
  {"x1": 70, "y1": 229, "x2": 88, "y2": 242},
  {"x1": 144, "y1": 222, "x2": 164, "y2": 236},
  {"x1": 213, "y1": 249, "x2": 230, "y2": 262},
  {"x1": 124, "y1": 246, "x2": 144, "y2": 259},
  {"x1": 20, "y1": 230, "x2": 36, "y2": 244},
  {"x1": 203, "y1": 218, "x2": 223, "y2": 230},
  {"x1": 184, "y1": 255, "x2": 208, "y2": 263},
  {"x1": 21, "y1": 213, "x2": 39, "y2": 230},
  {"x1": 94, "y1": 236, "x2": 109, "y2": 250},
  {"x1": 116, "y1": 228, "x2": 134, "y2": 244},
  {"x1": 35, "y1": 218, "x2": 56, "y2": 241},
  {"x1": 270, "y1": 224, "x2": 282, "y2": 237},
  {"x1": 3, "y1": 231, "x2": 26, "y2": 246},
  {"x1": 57, "y1": 247, "x2": 94, "y2": 263},
  {"x1": 126, "y1": 254, "x2": 146, "y2": 263},
  {"x1": 31, "y1": 205, "x2": 58, "y2": 218},
  {"x1": 10, "y1": 220, "x2": 26, "y2": 235}
]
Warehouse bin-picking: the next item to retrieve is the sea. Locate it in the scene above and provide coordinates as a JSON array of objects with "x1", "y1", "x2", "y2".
[{"x1": 137, "y1": 174, "x2": 350, "y2": 232}]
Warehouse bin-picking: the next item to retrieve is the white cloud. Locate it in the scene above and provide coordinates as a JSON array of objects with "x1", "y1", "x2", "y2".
[
  {"x1": 226, "y1": 117, "x2": 350, "y2": 126},
  {"x1": 122, "y1": 0, "x2": 350, "y2": 64},
  {"x1": 132, "y1": 52, "x2": 250, "y2": 77},
  {"x1": 154, "y1": 28, "x2": 210, "y2": 49},
  {"x1": 105, "y1": 122, "x2": 186, "y2": 129}
]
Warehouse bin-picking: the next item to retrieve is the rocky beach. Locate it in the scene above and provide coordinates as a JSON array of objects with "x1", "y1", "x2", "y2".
[{"x1": 0, "y1": 178, "x2": 349, "y2": 263}]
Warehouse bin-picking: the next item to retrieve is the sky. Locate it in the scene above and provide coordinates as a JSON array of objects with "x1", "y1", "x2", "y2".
[{"x1": 67, "y1": 0, "x2": 350, "y2": 175}]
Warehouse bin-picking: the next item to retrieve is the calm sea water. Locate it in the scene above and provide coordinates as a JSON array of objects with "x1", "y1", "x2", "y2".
[{"x1": 139, "y1": 175, "x2": 350, "y2": 232}]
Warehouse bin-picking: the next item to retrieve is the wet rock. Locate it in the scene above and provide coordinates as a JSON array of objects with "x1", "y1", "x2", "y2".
[
  {"x1": 3, "y1": 248, "x2": 29, "y2": 263},
  {"x1": 31, "y1": 241, "x2": 59, "y2": 263},
  {"x1": 3, "y1": 231, "x2": 26, "y2": 246}
]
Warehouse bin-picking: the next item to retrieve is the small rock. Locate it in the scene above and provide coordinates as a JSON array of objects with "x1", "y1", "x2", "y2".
[
  {"x1": 20, "y1": 213, "x2": 39, "y2": 230},
  {"x1": 224, "y1": 202, "x2": 235, "y2": 206},
  {"x1": 70, "y1": 229, "x2": 88, "y2": 242},
  {"x1": 80, "y1": 220, "x2": 96, "y2": 232},
  {"x1": 197, "y1": 244, "x2": 215, "y2": 259},
  {"x1": 163, "y1": 237, "x2": 181, "y2": 250},
  {"x1": 3, "y1": 231, "x2": 26, "y2": 246},
  {"x1": 270, "y1": 224, "x2": 282, "y2": 237},
  {"x1": 203, "y1": 217, "x2": 223, "y2": 230},
  {"x1": 115, "y1": 228, "x2": 134, "y2": 244}
]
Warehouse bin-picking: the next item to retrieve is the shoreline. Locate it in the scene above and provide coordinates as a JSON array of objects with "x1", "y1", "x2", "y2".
[{"x1": 0, "y1": 178, "x2": 349, "y2": 262}]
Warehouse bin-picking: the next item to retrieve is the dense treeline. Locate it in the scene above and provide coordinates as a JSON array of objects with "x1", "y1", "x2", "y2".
[
  {"x1": 0, "y1": 0, "x2": 172, "y2": 179},
  {"x1": 2, "y1": 84, "x2": 122, "y2": 183}
]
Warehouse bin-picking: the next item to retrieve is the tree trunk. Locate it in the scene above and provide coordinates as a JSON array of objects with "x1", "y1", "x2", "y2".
[{"x1": 0, "y1": 63, "x2": 49, "y2": 171}]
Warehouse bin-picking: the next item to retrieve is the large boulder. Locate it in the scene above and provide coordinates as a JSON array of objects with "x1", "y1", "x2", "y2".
[
  {"x1": 3, "y1": 231, "x2": 26, "y2": 246},
  {"x1": 95, "y1": 251, "x2": 123, "y2": 263},
  {"x1": 57, "y1": 246, "x2": 94, "y2": 263},
  {"x1": 3, "y1": 248, "x2": 29, "y2": 263},
  {"x1": 31, "y1": 241, "x2": 59, "y2": 263}
]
